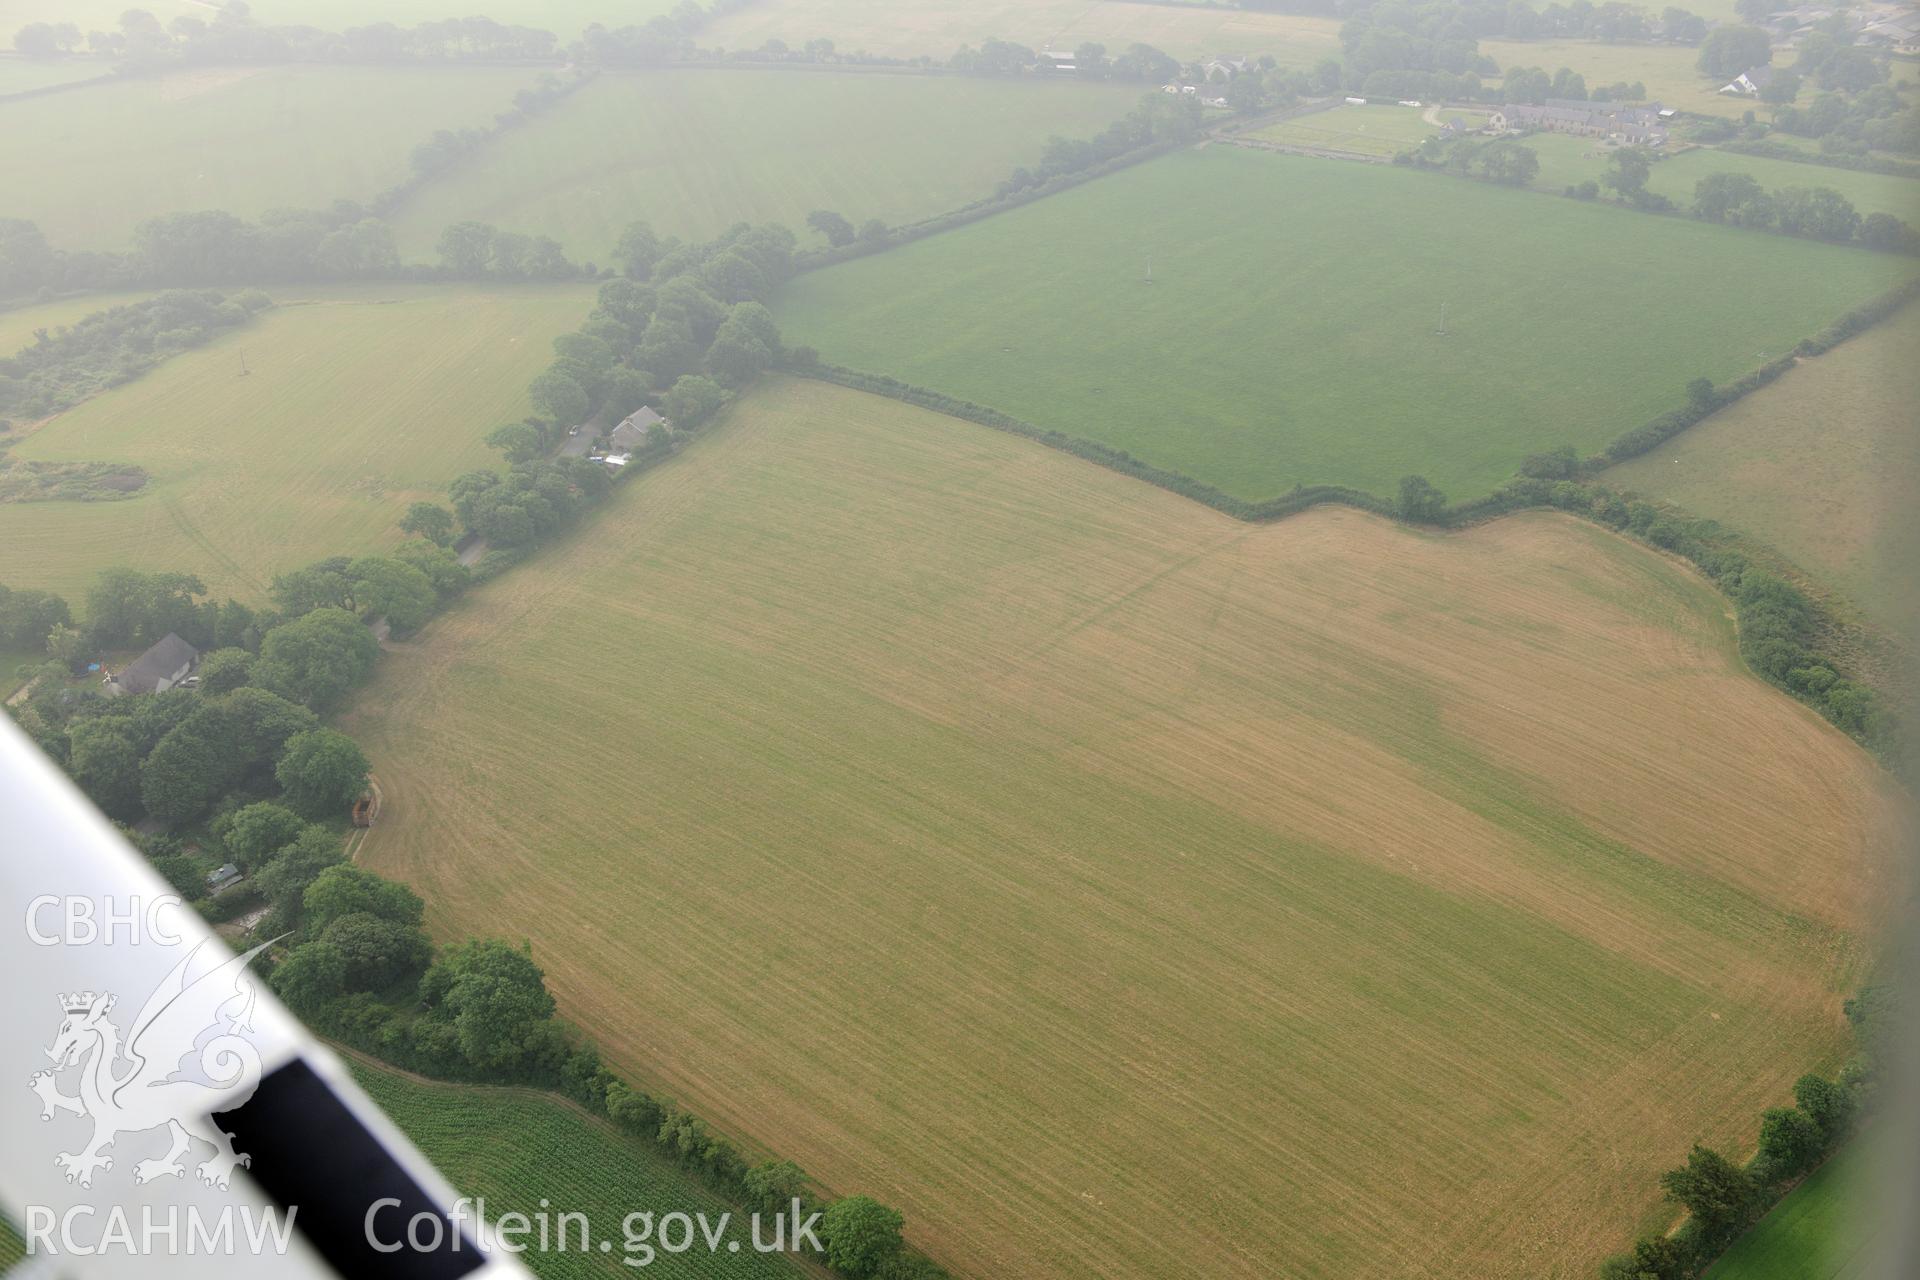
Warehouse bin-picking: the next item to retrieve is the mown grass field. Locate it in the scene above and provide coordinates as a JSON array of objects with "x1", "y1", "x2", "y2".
[
  {"x1": 704, "y1": 0, "x2": 1345, "y2": 63},
  {"x1": 0, "y1": 65, "x2": 539, "y2": 248},
  {"x1": 346, "y1": 376, "x2": 1904, "y2": 1280},
  {"x1": 1482, "y1": 38, "x2": 1747, "y2": 115},
  {"x1": 349, "y1": 1059, "x2": 810, "y2": 1279},
  {"x1": 1705, "y1": 1134, "x2": 1884, "y2": 1279},
  {"x1": 388, "y1": 70, "x2": 1144, "y2": 259},
  {"x1": 1251, "y1": 103, "x2": 1442, "y2": 156},
  {"x1": 1, "y1": 1, "x2": 678, "y2": 38},
  {"x1": 1607, "y1": 303, "x2": 1920, "y2": 635},
  {"x1": 1522, "y1": 135, "x2": 1920, "y2": 220},
  {"x1": 0, "y1": 292, "x2": 153, "y2": 356},
  {"x1": 0, "y1": 283, "x2": 592, "y2": 603},
  {"x1": 0, "y1": 56, "x2": 109, "y2": 95},
  {"x1": 774, "y1": 146, "x2": 1907, "y2": 502}
]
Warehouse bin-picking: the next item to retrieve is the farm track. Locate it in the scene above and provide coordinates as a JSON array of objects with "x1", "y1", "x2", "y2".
[{"x1": 344, "y1": 378, "x2": 1907, "y2": 1280}]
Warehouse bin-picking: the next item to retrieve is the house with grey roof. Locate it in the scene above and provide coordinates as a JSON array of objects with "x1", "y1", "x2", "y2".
[
  {"x1": 104, "y1": 633, "x2": 198, "y2": 696},
  {"x1": 608, "y1": 406, "x2": 666, "y2": 452}
]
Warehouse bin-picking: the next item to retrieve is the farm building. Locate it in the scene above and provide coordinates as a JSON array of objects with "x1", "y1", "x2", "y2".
[
  {"x1": 1719, "y1": 65, "x2": 1776, "y2": 96},
  {"x1": 104, "y1": 632, "x2": 198, "y2": 696},
  {"x1": 1487, "y1": 99, "x2": 1668, "y2": 145},
  {"x1": 1861, "y1": 11, "x2": 1920, "y2": 50},
  {"x1": 608, "y1": 406, "x2": 666, "y2": 452}
]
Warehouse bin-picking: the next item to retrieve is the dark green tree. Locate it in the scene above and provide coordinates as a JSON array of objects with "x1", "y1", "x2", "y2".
[
  {"x1": 743, "y1": 1160, "x2": 810, "y2": 1216},
  {"x1": 821, "y1": 1196, "x2": 905, "y2": 1278},
  {"x1": 1792, "y1": 1074, "x2": 1854, "y2": 1144},
  {"x1": 1397, "y1": 475, "x2": 1446, "y2": 521},
  {"x1": 275, "y1": 727, "x2": 370, "y2": 819},
  {"x1": 805, "y1": 210, "x2": 855, "y2": 247},
  {"x1": 1659, "y1": 1144, "x2": 1756, "y2": 1243},
  {"x1": 304, "y1": 864, "x2": 425, "y2": 934},
  {"x1": 269, "y1": 940, "x2": 346, "y2": 1013},
  {"x1": 195, "y1": 647, "x2": 255, "y2": 694},
  {"x1": 663, "y1": 374, "x2": 725, "y2": 428},
  {"x1": 1697, "y1": 26, "x2": 1771, "y2": 80},
  {"x1": 1756, "y1": 1106, "x2": 1822, "y2": 1181},
  {"x1": 254, "y1": 607, "x2": 378, "y2": 711},
  {"x1": 221, "y1": 800, "x2": 307, "y2": 866},
  {"x1": 528, "y1": 368, "x2": 590, "y2": 426},
  {"x1": 254, "y1": 825, "x2": 345, "y2": 920},
  {"x1": 400, "y1": 501, "x2": 456, "y2": 547},
  {"x1": 614, "y1": 221, "x2": 664, "y2": 279},
  {"x1": 418, "y1": 939, "x2": 558, "y2": 1072}
]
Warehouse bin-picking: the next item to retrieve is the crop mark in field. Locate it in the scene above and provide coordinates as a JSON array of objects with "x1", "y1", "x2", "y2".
[{"x1": 160, "y1": 494, "x2": 262, "y2": 597}]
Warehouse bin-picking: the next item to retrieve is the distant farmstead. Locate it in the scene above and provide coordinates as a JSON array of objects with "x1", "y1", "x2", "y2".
[
  {"x1": 1487, "y1": 99, "x2": 1669, "y2": 146},
  {"x1": 104, "y1": 633, "x2": 199, "y2": 696}
]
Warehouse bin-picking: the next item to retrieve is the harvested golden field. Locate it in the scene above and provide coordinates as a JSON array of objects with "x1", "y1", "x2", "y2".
[
  {"x1": 347, "y1": 378, "x2": 1902, "y2": 1280},
  {"x1": 704, "y1": 0, "x2": 1344, "y2": 64},
  {"x1": 0, "y1": 284, "x2": 593, "y2": 603},
  {"x1": 1608, "y1": 304, "x2": 1920, "y2": 637}
]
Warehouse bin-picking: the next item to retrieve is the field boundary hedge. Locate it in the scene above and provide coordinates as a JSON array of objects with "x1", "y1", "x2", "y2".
[
  {"x1": 1718, "y1": 140, "x2": 1920, "y2": 181},
  {"x1": 792, "y1": 139, "x2": 1187, "y2": 275},
  {"x1": 1598, "y1": 277, "x2": 1920, "y2": 466},
  {"x1": 790, "y1": 361, "x2": 1393, "y2": 523}
]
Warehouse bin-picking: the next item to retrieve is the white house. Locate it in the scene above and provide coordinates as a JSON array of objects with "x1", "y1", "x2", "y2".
[{"x1": 1719, "y1": 65, "x2": 1776, "y2": 96}]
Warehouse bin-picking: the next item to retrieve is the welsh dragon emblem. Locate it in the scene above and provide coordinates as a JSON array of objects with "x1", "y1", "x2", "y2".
[{"x1": 28, "y1": 939, "x2": 273, "y2": 1190}]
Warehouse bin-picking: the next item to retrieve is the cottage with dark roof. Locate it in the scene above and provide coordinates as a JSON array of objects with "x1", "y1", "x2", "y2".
[{"x1": 105, "y1": 632, "x2": 199, "y2": 696}]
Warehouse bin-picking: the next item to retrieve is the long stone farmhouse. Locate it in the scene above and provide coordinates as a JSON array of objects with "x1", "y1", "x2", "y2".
[{"x1": 1487, "y1": 98, "x2": 1669, "y2": 146}]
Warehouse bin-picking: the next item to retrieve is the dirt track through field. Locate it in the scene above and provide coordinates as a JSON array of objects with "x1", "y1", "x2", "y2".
[{"x1": 347, "y1": 379, "x2": 1904, "y2": 1280}]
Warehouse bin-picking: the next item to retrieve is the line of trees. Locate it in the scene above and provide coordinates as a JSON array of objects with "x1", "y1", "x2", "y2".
[
  {"x1": 1401, "y1": 135, "x2": 1542, "y2": 185},
  {"x1": 1457, "y1": 447, "x2": 1902, "y2": 759},
  {"x1": 1692, "y1": 170, "x2": 1915, "y2": 248},
  {"x1": 0, "y1": 202, "x2": 596, "y2": 301},
  {"x1": 281, "y1": 904, "x2": 939, "y2": 1279},
  {"x1": 1602, "y1": 989, "x2": 1890, "y2": 1278},
  {"x1": 13, "y1": 7, "x2": 563, "y2": 69},
  {"x1": 0, "y1": 288, "x2": 268, "y2": 419}
]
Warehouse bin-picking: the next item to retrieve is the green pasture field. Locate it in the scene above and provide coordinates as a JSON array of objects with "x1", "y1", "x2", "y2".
[
  {"x1": 1521, "y1": 135, "x2": 1920, "y2": 220},
  {"x1": 1705, "y1": 1135, "x2": 1884, "y2": 1279},
  {"x1": 0, "y1": 65, "x2": 540, "y2": 249},
  {"x1": 0, "y1": 2, "x2": 678, "y2": 39},
  {"x1": 349, "y1": 1059, "x2": 809, "y2": 1278},
  {"x1": 0, "y1": 292, "x2": 153, "y2": 355},
  {"x1": 348, "y1": 375, "x2": 1901, "y2": 1280},
  {"x1": 702, "y1": 0, "x2": 1345, "y2": 63},
  {"x1": 1482, "y1": 38, "x2": 1746, "y2": 115},
  {"x1": 0, "y1": 55, "x2": 109, "y2": 95},
  {"x1": 0, "y1": 283, "x2": 593, "y2": 604},
  {"x1": 387, "y1": 70, "x2": 1144, "y2": 260},
  {"x1": 773, "y1": 146, "x2": 1908, "y2": 503},
  {"x1": 1608, "y1": 302, "x2": 1920, "y2": 635},
  {"x1": 1251, "y1": 103, "x2": 1444, "y2": 156}
]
